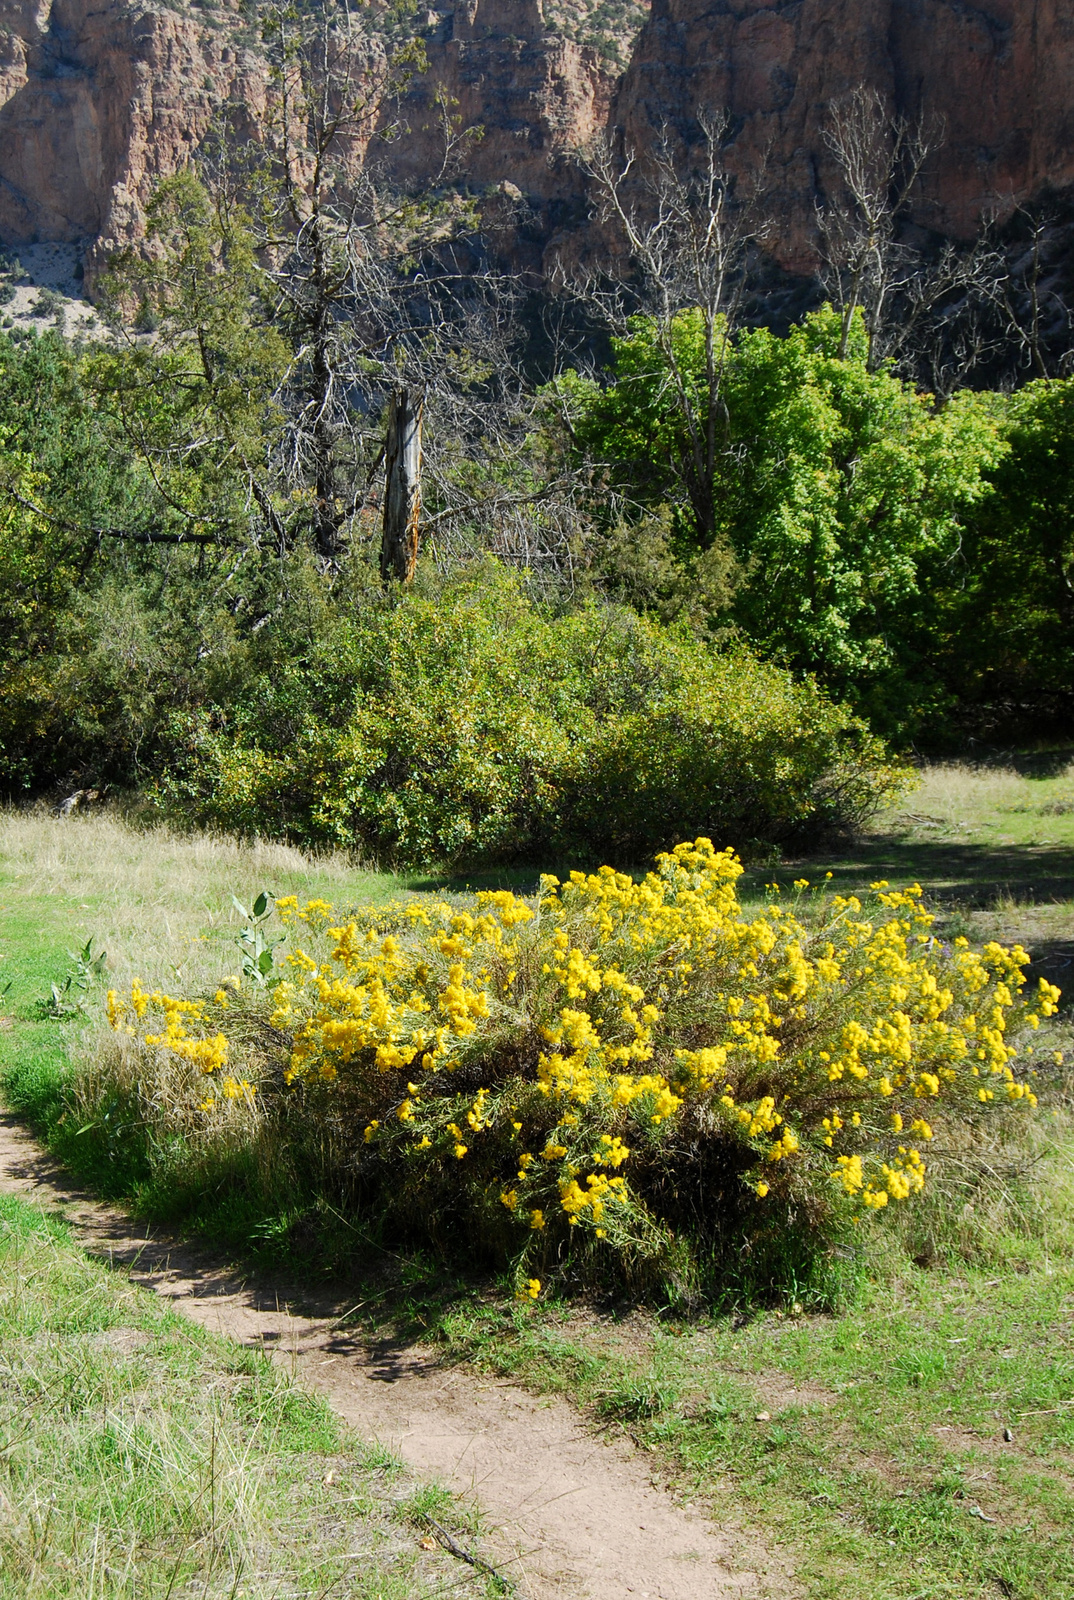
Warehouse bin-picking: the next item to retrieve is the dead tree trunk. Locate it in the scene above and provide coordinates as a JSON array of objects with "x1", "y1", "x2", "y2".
[{"x1": 380, "y1": 388, "x2": 423, "y2": 585}]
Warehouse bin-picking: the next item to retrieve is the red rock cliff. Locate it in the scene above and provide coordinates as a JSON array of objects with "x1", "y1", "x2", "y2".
[
  {"x1": 0, "y1": 0, "x2": 265, "y2": 268},
  {"x1": 369, "y1": 0, "x2": 616, "y2": 270},
  {"x1": 2, "y1": 0, "x2": 1073, "y2": 278},
  {"x1": 611, "y1": 0, "x2": 1074, "y2": 268},
  {"x1": 0, "y1": 0, "x2": 618, "y2": 276}
]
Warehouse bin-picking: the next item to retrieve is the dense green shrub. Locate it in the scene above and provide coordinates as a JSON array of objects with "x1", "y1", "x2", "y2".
[
  {"x1": 934, "y1": 376, "x2": 1074, "y2": 718},
  {"x1": 0, "y1": 331, "x2": 254, "y2": 794},
  {"x1": 154, "y1": 569, "x2": 906, "y2": 866}
]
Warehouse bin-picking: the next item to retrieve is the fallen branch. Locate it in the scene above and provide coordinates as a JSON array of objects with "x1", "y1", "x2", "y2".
[{"x1": 420, "y1": 1514, "x2": 514, "y2": 1594}]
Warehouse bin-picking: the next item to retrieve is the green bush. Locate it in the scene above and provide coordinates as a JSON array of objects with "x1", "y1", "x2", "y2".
[
  {"x1": 934, "y1": 375, "x2": 1074, "y2": 718},
  {"x1": 554, "y1": 306, "x2": 1008, "y2": 738},
  {"x1": 155, "y1": 568, "x2": 907, "y2": 867}
]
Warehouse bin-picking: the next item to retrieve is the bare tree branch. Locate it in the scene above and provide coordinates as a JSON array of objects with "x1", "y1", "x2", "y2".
[{"x1": 557, "y1": 110, "x2": 771, "y2": 547}]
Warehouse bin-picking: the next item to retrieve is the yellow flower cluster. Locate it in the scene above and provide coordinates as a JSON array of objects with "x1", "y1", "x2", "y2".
[
  {"x1": 109, "y1": 841, "x2": 1055, "y2": 1261},
  {"x1": 107, "y1": 982, "x2": 229, "y2": 1075}
]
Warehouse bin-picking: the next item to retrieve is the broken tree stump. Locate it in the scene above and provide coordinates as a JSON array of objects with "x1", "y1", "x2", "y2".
[{"x1": 380, "y1": 388, "x2": 423, "y2": 584}]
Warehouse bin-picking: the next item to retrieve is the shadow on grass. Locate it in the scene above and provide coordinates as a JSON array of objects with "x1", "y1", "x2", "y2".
[
  {"x1": 402, "y1": 864, "x2": 550, "y2": 898},
  {"x1": 949, "y1": 743, "x2": 1074, "y2": 778},
  {"x1": 759, "y1": 831, "x2": 1074, "y2": 1002},
  {"x1": 786, "y1": 833, "x2": 1074, "y2": 901}
]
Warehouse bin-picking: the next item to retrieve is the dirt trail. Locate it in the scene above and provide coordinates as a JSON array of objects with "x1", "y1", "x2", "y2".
[{"x1": 0, "y1": 1111, "x2": 794, "y2": 1600}]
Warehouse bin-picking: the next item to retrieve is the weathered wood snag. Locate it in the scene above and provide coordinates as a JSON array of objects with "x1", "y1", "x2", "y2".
[{"x1": 380, "y1": 388, "x2": 423, "y2": 584}]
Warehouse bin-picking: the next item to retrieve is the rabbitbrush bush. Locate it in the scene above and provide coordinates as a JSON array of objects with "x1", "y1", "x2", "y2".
[
  {"x1": 155, "y1": 572, "x2": 905, "y2": 867},
  {"x1": 106, "y1": 840, "x2": 1060, "y2": 1303}
]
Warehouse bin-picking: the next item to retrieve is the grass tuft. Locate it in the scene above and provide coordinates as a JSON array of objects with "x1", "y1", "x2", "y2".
[{"x1": 0, "y1": 1193, "x2": 498, "y2": 1598}]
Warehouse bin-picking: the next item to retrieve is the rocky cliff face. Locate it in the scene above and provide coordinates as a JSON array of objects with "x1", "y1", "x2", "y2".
[
  {"x1": 0, "y1": 0, "x2": 622, "y2": 276},
  {"x1": 543, "y1": 0, "x2": 650, "y2": 69},
  {"x1": 1, "y1": 0, "x2": 1072, "y2": 280},
  {"x1": 373, "y1": 0, "x2": 616, "y2": 271},
  {"x1": 612, "y1": 0, "x2": 1074, "y2": 269},
  {"x1": 0, "y1": 0, "x2": 265, "y2": 271}
]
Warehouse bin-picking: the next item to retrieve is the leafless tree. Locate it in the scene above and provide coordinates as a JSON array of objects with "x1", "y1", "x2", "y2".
[
  {"x1": 563, "y1": 111, "x2": 771, "y2": 548},
  {"x1": 235, "y1": 0, "x2": 474, "y2": 565},
  {"x1": 817, "y1": 86, "x2": 942, "y2": 366},
  {"x1": 165, "y1": 0, "x2": 582, "y2": 588},
  {"x1": 816, "y1": 86, "x2": 1038, "y2": 388},
  {"x1": 381, "y1": 386, "x2": 423, "y2": 581},
  {"x1": 989, "y1": 204, "x2": 1074, "y2": 381}
]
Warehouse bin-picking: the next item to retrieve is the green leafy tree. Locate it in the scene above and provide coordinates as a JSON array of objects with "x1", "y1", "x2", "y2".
[
  {"x1": 0, "y1": 329, "x2": 143, "y2": 537},
  {"x1": 557, "y1": 306, "x2": 1008, "y2": 732},
  {"x1": 937, "y1": 376, "x2": 1074, "y2": 714},
  {"x1": 0, "y1": 320, "x2": 333, "y2": 796},
  {"x1": 0, "y1": 435, "x2": 80, "y2": 788},
  {"x1": 90, "y1": 172, "x2": 291, "y2": 549}
]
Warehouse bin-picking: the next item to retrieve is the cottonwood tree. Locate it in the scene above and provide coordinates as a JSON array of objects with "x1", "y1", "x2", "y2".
[{"x1": 563, "y1": 111, "x2": 771, "y2": 553}]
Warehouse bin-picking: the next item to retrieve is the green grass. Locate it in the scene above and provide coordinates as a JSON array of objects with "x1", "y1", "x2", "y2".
[
  {"x1": 347, "y1": 1071, "x2": 1074, "y2": 1600},
  {"x1": 0, "y1": 811, "x2": 416, "y2": 1222},
  {"x1": 0, "y1": 1193, "x2": 500, "y2": 1598},
  {"x1": 427, "y1": 1245, "x2": 1074, "y2": 1599},
  {"x1": 3, "y1": 782, "x2": 1074, "y2": 1598}
]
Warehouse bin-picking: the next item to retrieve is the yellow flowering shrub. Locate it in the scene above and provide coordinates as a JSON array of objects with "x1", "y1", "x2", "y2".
[
  {"x1": 107, "y1": 980, "x2": 231, "y2": 1076},
  {"x1": 108, "y1": 840, "x2": 1058, "y2": 1299}
]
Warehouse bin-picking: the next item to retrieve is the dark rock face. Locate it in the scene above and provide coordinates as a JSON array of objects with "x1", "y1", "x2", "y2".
[
  {"x1": 887, "y1": 0, "x2": 1074, "y2": 232},
  {"x1": 431, "y1": 0, "x2": 614, "y2": 191},
  {"x1": 612, "y1": 0, "x2": 1074, "y2": 269}
]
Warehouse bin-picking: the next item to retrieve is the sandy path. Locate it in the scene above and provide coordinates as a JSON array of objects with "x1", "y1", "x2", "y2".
[{"x1": 0, "y1": 1111, "x2": 795, "y2": 1600}]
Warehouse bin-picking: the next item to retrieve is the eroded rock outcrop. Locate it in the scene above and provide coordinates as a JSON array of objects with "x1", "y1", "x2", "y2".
[
  {"x1": 0, "y1": 0, "x2": 266, "y2": 273},
  {"x1": 0, "y1": 0, "x2": 620, "y2": 277},
  {"x1": 612, "y1": 0, "x2": 1074, "y2": 269}
]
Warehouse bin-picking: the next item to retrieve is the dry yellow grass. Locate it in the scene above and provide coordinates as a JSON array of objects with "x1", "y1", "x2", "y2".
[
  {"x1": 878, "y1": 756, "x2": 1074, "y2": 846},
  {"x1": 0, "y1": 806, "x2": 403, "y2": 996}
]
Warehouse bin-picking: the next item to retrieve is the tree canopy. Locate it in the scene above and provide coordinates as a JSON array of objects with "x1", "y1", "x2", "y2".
[{"x1": 556, "y1": 306, "x2": 1010, "y2": 732}]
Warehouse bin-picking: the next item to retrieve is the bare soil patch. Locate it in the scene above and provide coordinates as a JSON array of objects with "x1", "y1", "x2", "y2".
[
  {"x1": 0, "y1": 1110, "x2": 795, "y2": 1600},
  {"x1": 749, "y1": 1372, "x2": 838, "y2": 1415}
]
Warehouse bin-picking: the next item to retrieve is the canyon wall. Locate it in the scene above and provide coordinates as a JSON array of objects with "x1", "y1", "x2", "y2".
[
  {"x1": 1, "y1": 0, "x2": 1073, "y2": 277},
  {"x1": 370, "y1": 1, "x2": 615, "y2": 271},
  {"x1": 0, "y1": 0, "x2": 265, "y2": 270},
  {"x1": 0, "y1": 0, "x2": 620, "y2": 274},
  {"x1": 613, "y1": 0, "x2": 1074, "y2": 270}
]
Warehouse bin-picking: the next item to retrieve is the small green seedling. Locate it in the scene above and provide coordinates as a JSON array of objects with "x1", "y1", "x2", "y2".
[
  {"x1": 232, "y1": 891, "x2": 286, "y2": 987},
  {"x1": 41, "y1": 937, "x2": 107, "y2": 1018}
]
